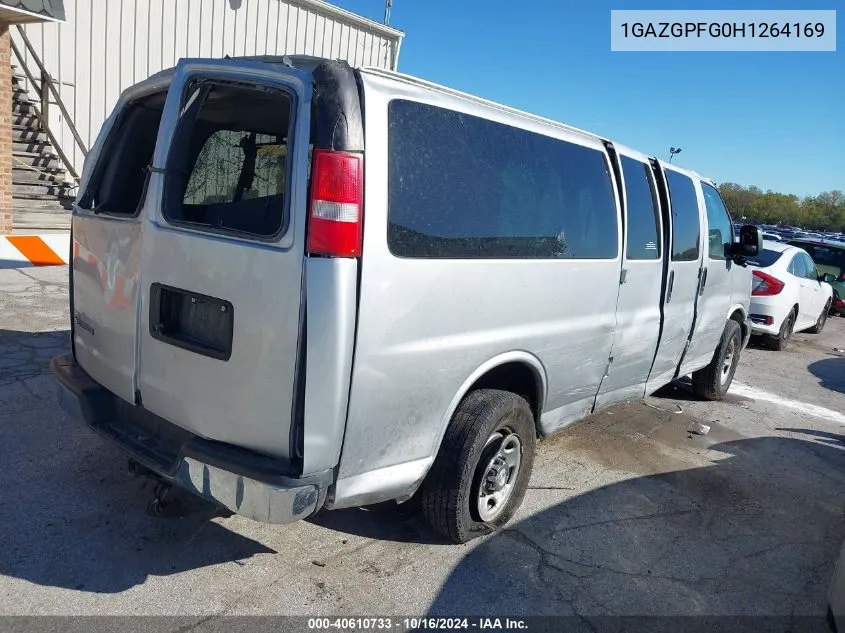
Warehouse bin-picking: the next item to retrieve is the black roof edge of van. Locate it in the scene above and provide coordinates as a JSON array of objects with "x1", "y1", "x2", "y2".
[{"x1": 310, "y1": 60, "x2": 365, "y2": 153}]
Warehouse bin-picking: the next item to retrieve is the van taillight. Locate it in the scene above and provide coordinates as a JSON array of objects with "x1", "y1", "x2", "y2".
[
  {"x1": 752, "y1": 270, "x2": 785, "y2": 296},
  {"x1": 307, "y1": 149, "x2": 363, "y2": 257}
]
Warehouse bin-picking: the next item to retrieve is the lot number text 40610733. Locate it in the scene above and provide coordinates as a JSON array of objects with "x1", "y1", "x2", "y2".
[{"x1": 307, "y1": 617, "x2": 529, "y2": 630}]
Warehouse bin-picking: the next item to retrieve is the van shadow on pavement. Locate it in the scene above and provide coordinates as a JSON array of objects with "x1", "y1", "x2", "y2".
[
  {"x1": 428, "y1": 429, "x2": 845, "y2": 618},
  {"x1": 0, "y1": 328, "x2": 274, "y2": 594},
  {"x1": 808, "y1": 356, "x2": 845, "y2": 394}
]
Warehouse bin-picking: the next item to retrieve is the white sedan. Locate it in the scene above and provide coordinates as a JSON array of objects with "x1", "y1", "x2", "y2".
[{"x1": 748, "y1": 241, "x2": 834, "y2": 350}]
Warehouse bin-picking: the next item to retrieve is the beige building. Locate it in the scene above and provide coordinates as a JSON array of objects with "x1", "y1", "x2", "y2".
[{"x1": 1, "y1": 0, "x2": 403, "y2": 233}]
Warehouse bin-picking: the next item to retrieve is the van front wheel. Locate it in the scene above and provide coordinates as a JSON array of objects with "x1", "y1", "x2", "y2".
[
  {"x1": 420, "y1": 389, "x2": 536, "y2": 544},
  {"x1": 691, "y1": 320, "x2": 742, "y2": 401}
]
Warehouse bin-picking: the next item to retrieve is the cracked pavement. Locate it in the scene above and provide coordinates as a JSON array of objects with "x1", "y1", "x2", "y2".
[{"x1": 1, "y1": 265, "x2": 844, "y2": 619}]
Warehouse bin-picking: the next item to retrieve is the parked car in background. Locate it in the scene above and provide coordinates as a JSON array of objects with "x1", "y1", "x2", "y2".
[
  {"x1": 787, "y1": 239, "x2": 845, "y2": 300},
  {"x1": 748, "y1": 242, "x2": 834, "y2": 349},
  {"x1": 831, "y1": 289, "x2": 845, "y2": 317},
  {"x1": 761, "y1": 231, "x2": 783, "y2": 242}
]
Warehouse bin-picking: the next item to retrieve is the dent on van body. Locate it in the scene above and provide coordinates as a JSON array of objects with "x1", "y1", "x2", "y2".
[
  {"x1": 332, "y1": 72, "x2": 623, "y2": 507},
  {"x1": 302, "y1": 257, "x2": 358, "y2": 474},
  {"x1": 72, "y1": 74, "x2": 175, "y2": 406},
  {"x1": 72, "y1": 217, "x2": 143, "y2": 406},
  {"x1": 133, "y1": 61, "x2": 313, "y2": 460}
]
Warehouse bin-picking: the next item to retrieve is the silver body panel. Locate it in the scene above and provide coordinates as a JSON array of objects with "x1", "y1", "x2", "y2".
[
  {"x1": 334, "y1": 71, "x2": 619, "y2": 505},
  {"x1": 71, "y1": 72, "x2": 174, "y2": 406},
  {"x1": 680, "y1": 179, "x2": 751, "y2": 376},
  {"x1": 302, "y1": 258, "x2": 358, "y2": 474},
  {"x1": 70, "y1": 62, "x2": 753, "y2": 517},
  {"x1": 595, "y1": 146, "x2": 664, "y2": 409},
  {"x1": 137, "y1": 60, "x2": 312, "y2": 459}
]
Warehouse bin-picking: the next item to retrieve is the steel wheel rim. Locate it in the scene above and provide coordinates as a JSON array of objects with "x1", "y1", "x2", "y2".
[
  {"x1": 721, "y1": 338, "x2": 736, "y2": 385},
  {"x1": 476, "y1": 431, "x2": 522, "y2": 522}
]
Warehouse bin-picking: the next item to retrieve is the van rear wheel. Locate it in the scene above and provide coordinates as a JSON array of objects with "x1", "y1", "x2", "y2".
[
  {"x1": 691, "y1": 320, "x2": 742, "y2": 401},
  {"x1": 420, "y1": 389, "x2": 536, "y2": 544}
]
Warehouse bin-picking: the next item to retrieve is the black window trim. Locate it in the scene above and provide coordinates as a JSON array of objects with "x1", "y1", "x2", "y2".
[
  {"x1": 161, "y1": 76, "x2": 299, "y2": 244},
  {"x1": 701, "y1": 181, "x2": 734, "y2": 261},
  {"x1": 386, "y1": 98, "x2": 621, "y2": 261}
]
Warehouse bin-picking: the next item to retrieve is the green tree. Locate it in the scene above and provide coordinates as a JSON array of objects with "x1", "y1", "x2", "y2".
[{"x1": 717, "y1": 184, "x2": 845, "y2": 232}]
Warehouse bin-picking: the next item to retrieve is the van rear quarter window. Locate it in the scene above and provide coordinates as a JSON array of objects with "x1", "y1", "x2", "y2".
[
  {"x1": 80, "y1": 91, "x2": 167, "y2": 215},
  {"x1": 386, "y1": 100, "x2": 618, "y2": 259},
  {"x1": 665, "y1": 170, "x2": 701, "y2": 262},
  {"x1": 163, "y1": 83, "x2": 292, "y2": 238}
]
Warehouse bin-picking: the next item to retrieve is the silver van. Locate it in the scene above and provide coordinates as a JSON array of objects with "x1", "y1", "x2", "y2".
[{"x1": 52, "y1": 56, "x2": 761, "y2": 543}]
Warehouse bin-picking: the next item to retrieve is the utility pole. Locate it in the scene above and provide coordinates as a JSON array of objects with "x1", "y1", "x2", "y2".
[{"x1": 384, "y1": 0, "x2": 392, "y2": 25}]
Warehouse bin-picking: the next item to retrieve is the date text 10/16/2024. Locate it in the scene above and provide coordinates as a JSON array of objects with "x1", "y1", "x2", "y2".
[{"x1": 308, "y1": 618, "x2": 528, "y2": 630}]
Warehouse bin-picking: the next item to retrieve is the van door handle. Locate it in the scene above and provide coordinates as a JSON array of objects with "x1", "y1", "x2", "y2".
[
  {"x1": 699, "y1": 268, "x2": 708, "y2": 295},
  {"x1": 666, "y1": 270, "x2": 675, "y2": 303}
]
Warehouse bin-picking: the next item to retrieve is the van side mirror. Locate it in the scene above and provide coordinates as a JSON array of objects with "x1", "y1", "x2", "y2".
[
  {"x1": 728, "y1": 225, "x2": 761, "y2": 265},
  {"x1": 820, "y1": 272, "x2": 837, "y2": 284}
]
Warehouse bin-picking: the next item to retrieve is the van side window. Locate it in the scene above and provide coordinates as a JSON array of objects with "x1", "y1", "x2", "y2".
[
  {"x1": 620, "y1": 156, "x2": 660, "y2": 260},
  {"x1": 701, "y1": 183, "x2": 733, "y2": 260},
  {"x1": 387, "y1": 100, "x2": 618, "y2": 259},
  {"x1": 163, "y1": 83, "x2": 291, "y2": 238},
  {"x1": 665, "y1": 170, "x2": 701, "y2": 262}
]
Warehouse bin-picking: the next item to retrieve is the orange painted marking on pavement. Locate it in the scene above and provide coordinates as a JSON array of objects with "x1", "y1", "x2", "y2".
[{"x1": 6, "y1": 236, "x2": 66, "y2": 266}]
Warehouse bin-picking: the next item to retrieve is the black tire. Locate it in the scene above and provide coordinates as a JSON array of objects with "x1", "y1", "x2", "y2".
[
  {"x1": 809, "y1": 300, "x2": 831, "y2": 334},
  {"x1": 420, "y1": 389, "x2": 536, "y2": 544},
  {"x1": 691, "y1": 320, "x2": 742, "y2": 401},
  {"x1": 769, "y1": 308, "x2": 796, "y2": 351}
]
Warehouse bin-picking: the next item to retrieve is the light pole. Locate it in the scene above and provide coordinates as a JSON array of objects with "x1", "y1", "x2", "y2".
[{"x1": 669, "y1": 147, "x2": 682, "y2": 163}]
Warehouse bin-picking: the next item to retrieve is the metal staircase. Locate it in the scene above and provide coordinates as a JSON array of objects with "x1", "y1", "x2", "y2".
[
  {"x1": 11, "y1": 66, "x2": 75, "y2": 232},
  {"x1": 9, "y1": 25, "x2": 87, "y2": 233}
]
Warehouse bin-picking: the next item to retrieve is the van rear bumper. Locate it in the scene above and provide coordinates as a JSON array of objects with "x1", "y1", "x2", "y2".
[{"x1": 50, "y1": 354, "x2": 327, "y2": 524}]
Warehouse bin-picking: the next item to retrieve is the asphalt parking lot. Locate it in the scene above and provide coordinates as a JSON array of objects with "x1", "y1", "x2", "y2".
[{"x1": 2, "y1": 265, "x2": 845, "y2": 620}]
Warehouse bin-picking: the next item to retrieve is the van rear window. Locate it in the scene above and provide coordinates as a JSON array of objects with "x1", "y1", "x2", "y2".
[
  {"x1": 163, "y1": 82, "x2": 292, "y2": 238},
  {"x1": 387, "y1": 100, "x2": 618, "y2": 259}
]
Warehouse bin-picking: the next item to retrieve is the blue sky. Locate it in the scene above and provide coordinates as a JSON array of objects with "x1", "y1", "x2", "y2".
[{"x1": 339, "y1": 0, "x2": 843, "y2": 198}]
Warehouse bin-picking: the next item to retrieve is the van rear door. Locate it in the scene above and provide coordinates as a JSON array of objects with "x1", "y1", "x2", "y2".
[
  {"x1": 136, "y1": 59, "x2": 312, "y2": 460},
  {"x1": 71, "y1": 73, "x2": 172, "y2": 405}
]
